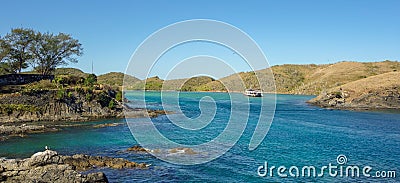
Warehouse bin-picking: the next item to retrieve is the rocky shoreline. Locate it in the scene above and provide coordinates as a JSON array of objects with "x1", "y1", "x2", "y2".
[
  {"x1": 0, "y1": 107, "x2": 169, "y2": 141},
  {"x1": 0, "y1": 87, "x2": 170, "y2": 139},
  {"x1": 308, "y1": 89, "x2": 400, "y2": 110},
  {"x1": 0, "y1": 150, "x2": 148, "y2": 183}
]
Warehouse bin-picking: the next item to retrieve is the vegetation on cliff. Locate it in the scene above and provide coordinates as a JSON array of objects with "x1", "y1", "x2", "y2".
[{"x1": 0, "y1": 72, "x2": 124, "y2": 123}]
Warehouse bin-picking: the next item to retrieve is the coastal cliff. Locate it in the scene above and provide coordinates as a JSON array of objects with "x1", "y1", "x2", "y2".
[{"x1": 0, "y1": 88, "x2": 123, "y2": 123}]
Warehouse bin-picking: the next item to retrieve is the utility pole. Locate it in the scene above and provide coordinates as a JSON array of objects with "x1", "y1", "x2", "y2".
[{"x1": 91, "y1": 60, "x2": 94, "y2": 74}]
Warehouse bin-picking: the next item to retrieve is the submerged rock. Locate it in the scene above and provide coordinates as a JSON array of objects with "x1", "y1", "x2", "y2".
[
  {"x1": 169, "y1": 147, "x2": 197, "y2": 155},
  {"x1": 92, "y1": 123, "x2": 123, "y2": 128}
]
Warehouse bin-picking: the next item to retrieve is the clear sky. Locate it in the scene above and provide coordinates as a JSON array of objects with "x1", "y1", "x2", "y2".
[{"x1": 1, "y1": 0, "x2": 399, "y2": 79}]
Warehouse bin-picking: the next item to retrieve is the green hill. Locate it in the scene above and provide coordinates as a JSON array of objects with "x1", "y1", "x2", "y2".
[
  {"x1": 97, "y1": 72, "x2": 140, "y2": 87},
  {"x1": 54, "y1": 68, "x2": 89, "y2": 78},
  {"x1": 105, "y1": 60, "x2": 400, "y2": 96},
  {"x1": 127, "y1": 76, "x2": 220, "y2": 91}
]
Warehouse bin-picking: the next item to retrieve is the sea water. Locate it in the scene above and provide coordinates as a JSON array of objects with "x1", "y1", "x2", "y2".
[{"x1": 0, "y1": 91, "x2": 399, "y2": 182}]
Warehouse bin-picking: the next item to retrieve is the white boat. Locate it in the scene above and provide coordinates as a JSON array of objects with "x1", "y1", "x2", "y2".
[{"x1": 244, "y1": 89, "x2": 263, "y2": 97}]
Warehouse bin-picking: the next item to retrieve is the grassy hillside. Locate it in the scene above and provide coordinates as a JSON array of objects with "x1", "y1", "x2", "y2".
[
  {"x1": 54, "y1": 68, "x2": 89, "y2": 78},
  {"x1": 293, "y1": 61, "x2": 400, "y2": 94},
  {"x1": 206, "y1": 60, "x2": 399, "y2": 95},
  {"x1": 106, "y1": 60, "x2": 400, "y2": 96},
  {"x1": 97, "y1": 72, "x2": 140, "y2": 87},
  {"x1": 127, "y1": 76, "x2": 164, "y2": 91},
  {"x1": 308, "y1": 71, "x2": 400, "y2": 109},
  {"x1": 127, "y1": 76, "x2": 221, "y2": 91},
  {"x1": 180, "y1": 76, "x2": 216, "y2": 91}
]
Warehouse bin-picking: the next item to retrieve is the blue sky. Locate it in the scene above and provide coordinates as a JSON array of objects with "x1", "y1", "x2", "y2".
[{"x1": 1, "y1": 0, "x2": 399, "y2": 79}]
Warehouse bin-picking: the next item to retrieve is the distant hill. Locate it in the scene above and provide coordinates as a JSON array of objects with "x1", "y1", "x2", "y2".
[
  {"x1": 51, "y1": 61, "x2": 399, "y2": 97},
  {"x1": 126, "y1": 60, "x2": 400, "y2": 95},
  {"x1": 40, "y1": 61, "x2": 400, "y2": 110},
  {"x1": 52, "y1": 69, "x2": 140, "y2": 88},
  {"x1": 207, "y1": 60, "x2": 400, "y2": 95},
  {"x1": 127, "y1": 76, "x2": 220, "y2": 91},
  {"x1": 54, "y1": 68, "x2": 89, "y2": 78},
  {"x1": 292, "y1": 61, "x2": 400, "y2": 94},
  {"x1": 97, "y1": 72, "x2": 140, "y2": 87},
  {"x1": 127, "y1": 76, "x2": 164, "y2": 91},
  {"x1": 308, "y1": 71, "x2": 400, "y2": 109}
]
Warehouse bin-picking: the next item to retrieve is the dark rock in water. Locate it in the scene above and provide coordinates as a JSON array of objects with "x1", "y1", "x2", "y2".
[
  {"x1": 0, "y1": 124, "x2": 45, "y2": 135},
  {"x1": 84, "y1": 172, "x2": 109, "y2": 183},
  {"x1": 127, "y1": 145, "x2": 148, "y2": 152},
  {"x1": 0, "y1": 150, "x2": 148, "y2": 183},
  {"x1": 63, "y1": 154, "x2": 148, "y2": 171},
  {"x1": 124, "y1": 106, "x2": 172, "y2": 119},
  {"x1": 92, "y1": 123, "x2": 123, "y2": 128}
]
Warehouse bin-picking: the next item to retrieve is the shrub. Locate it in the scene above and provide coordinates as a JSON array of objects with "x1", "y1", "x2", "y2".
[
  {"x1": 56, "y1": 89, "x2": 65, "y2": 99},
  {"x1": 108, "y1": 100, "x2": 115, "y2": 109},
  {"x1": 0, "y1": 104, "x2": 40, "y2": 114},
  {"x1": 85, "y1": 93, "x2": 92, "y2": 101},
  {"x1": 25, "y1": 80, "x2": 57, "y2": 91},
  {"x1": 97, "y1": 92, "x2": 111, "y2": 108},
  {"x1": 333, "y1": 91, "x2": 342, "y2": 98},
  {"x1": 67, "y1": 91, "x2": 73, "y2": 98},
  {"x1": 115, "y1": 91, "x2": 123, "y2": 102},
  {"x1": 75, "y1": 86, "x2": 85, "y2": 94},
  {"x1": 84, "y1": 74, "x2": 97, "y2": 87}
]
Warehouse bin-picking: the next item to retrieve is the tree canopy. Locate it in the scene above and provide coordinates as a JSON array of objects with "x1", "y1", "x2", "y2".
[
  {"x1": 0, "y1": 28, "x2": 35, "y2": 74},
  {"x1": 0, "y1": 28, "x2": 83, "y2": 75}
]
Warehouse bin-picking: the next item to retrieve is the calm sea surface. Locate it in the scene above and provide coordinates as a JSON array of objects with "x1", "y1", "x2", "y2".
[{"x1": 1, "y1": 91, "x2": 399, "y2": 182}]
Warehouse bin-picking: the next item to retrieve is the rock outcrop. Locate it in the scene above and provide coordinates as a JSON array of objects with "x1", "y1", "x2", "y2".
[
  {"x1": 0, "y1": 150, "x2": 148, "y2": 183},
  {"x1": 126, "y1": 145, "x2": 148, "y2": 152},
  {"x1": 0, "y1": 150, "x2": 107, "y2": 183},
  {"x1": 0, "y1": 124, "x2": 46, "y2": 136},
  {"x1": 62, "y1": 154, "x2": 148, "y2": 171}
]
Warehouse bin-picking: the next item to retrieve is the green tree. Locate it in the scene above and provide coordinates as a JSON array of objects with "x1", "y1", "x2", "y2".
[
  {"x1": 84, "y1": 74, "x2": 97, "y2": 87},
  {"x1": 0, "y1": 28, "x2": 35, "y2": 73},
  {"x1": 31, "y1": 32, "x2": 83, "y2": 75}
]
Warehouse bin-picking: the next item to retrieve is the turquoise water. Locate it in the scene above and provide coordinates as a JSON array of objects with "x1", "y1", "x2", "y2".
[{"x1": 1, "y1": 91, "x2": 399, "y2": 182}]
